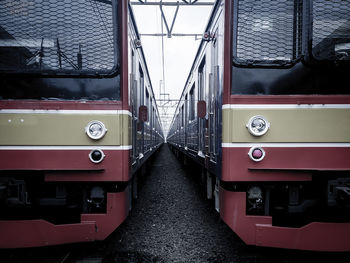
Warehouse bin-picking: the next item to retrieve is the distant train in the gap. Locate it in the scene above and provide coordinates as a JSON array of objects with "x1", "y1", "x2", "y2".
[
  {"x1": 167, "y1": 0, "x2": 350, "y2": 251},
  {"x1": 0, "y1": 0, "x2": 163, "y2": 248}
]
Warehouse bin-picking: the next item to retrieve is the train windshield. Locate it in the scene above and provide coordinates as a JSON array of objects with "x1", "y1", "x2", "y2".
[
  {"x1": 312, "y1": 0, "x2": 350, "y2": 61},
  {"x1": 0, "y1": 0, "x2": 119, "y2": 73},
  {"x1": 233, "y1": 0, "x2": 350, "y2": 65}
]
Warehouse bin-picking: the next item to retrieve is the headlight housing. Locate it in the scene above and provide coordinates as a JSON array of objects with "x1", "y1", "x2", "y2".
[
  {"x1": 85, "y1": 120, "x2": 107, "y2": 140},
  {"x1": 246, "y1": 115, "x2": 270, "y2": 136}
]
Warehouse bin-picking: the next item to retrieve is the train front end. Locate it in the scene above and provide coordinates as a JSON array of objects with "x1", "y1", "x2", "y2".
[
  {"x1": 0, "y1": 0, "x2": 131, "y2": 248},
  {"x1": 220, "y1": 0, "x2": 350, "y2": 251}
]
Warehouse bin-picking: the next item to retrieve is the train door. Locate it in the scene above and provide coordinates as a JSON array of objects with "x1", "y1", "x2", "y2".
[
  {"x1": 209, "y1": 28, "x2": 219, "y2": 163},
  {"x1": 184, "y1": 94, "x2": 188, "y2": 148},
  {"x1": 145, "y1": 89, "x2": 150, "y2": 151},
  {"x1": 181, "y1": 104, "x2": 184, "y2": 146},
  {"x1": 198, "y1": 58, "x2": 206, "y2": 157},
  {"x1": 131, "y1": 48, "x2": 137, "y2": 163},
  {"x1": 188, "y1": 84, "x2": 196, "y2": 153},
  {"x1": 137, "y1": 65, "x2": 144, "y2": 157},
  {"x1": 152, "y1": 107, "x2": 155, "y2": 146},
  {"x1": 150, "y1": 98, "x2": 153, "y2": 149}
]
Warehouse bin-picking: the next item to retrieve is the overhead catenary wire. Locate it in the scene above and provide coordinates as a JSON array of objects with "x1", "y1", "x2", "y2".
[
  {"x1": 160, "y1": 0, "x2": 166, "y2": 99},
  {"x1": 132, "y1": 1, "x2": 213, "y2": 135}
]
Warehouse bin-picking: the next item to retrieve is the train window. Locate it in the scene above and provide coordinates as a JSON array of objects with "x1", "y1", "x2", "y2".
[
  {"x1": 198, "y1": 58, "x2": 206, "y2": 100},
  {"x1": 233, "y1": 0, "x2": 302, "y2": 66},
  {"x1": 176, "y1": 114, "x2": 180, "y2": 130},
  {"x1": 153, "y1": 107, "x2": 155, "y2": 130},
  {"x1": 0, "y1": 0, "x2": 119, "y2": 73},
  {"x1": 183, "y1": 106, "x2": 185, "y2": 127},
  {"x1": 146, "y1": 89, "x2": 150, "y2": 123},
  {"x1": 189, "y1": 84, "x2": 195, "y2": 121},
  {"x1": 150, "y1": 98, "x2": 152, "y2": 125},
  {"x1": 138, "y1": 65, "x2": 144, "y2": 112},
  {"x1": 185, "y1": 94, "x2": 188, "y2": 124},
  {"x1": 312, "y1": 0, "x2": 350, "y2": 61}
]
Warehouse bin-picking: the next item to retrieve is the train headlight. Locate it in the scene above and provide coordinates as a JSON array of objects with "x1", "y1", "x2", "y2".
[
  {"x1": 85, "y1": 120, "x2": 107, "y2": 140},
  {"x1": 246, "y1": 115, "x2": 270, "y2": 136}
]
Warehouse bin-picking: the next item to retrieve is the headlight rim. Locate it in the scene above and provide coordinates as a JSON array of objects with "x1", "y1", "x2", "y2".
[
  {"x1": 246, "y1": 115, "x2": 270, "y2": 137},
  {"x1": 85, "y1": 120, "x2": 107, "y2": 140}
]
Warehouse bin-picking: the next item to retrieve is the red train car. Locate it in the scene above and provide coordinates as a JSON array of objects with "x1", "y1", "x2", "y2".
[
  {"x1": 168, "y1": 0, "x2": 350, "y2": 251},
  {"x1": 0, "y1": 0, "x2": 163, "y2": 248}
]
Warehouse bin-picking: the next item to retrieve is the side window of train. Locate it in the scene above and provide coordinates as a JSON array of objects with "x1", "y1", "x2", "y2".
[
  {"x1": 138, "y1": 65, "x2": 144, "y2": 116},
  {"x1": 185, "y1": 94, "x2": 188, "y2": 125},
  {"x1": 153, "y1": 107, "x2": 155, "y2": 131},
  {"x1": 197, "y1": 57, "x2": 208, "y2": 120},
  {"x1": 150, "y1": 98, "x2": 153, "y2": 125},
  {"x1": 131, "y1": 48, "x2": 135, "y2": 111},
  {"x1": 189, "y1": 84, "x2": 195, "y2": 121},
  {"x1": 198, "y1": 58, "x2": 206, "y2": 102},
  {"x1": 146, "y1": 90, "x2": 150, "y2": 123}
]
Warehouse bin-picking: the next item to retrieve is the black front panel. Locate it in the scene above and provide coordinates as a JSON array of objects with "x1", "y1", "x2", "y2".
[
  {"x1": 231, "y1": 62, "x2": 350, "y2": 95},
  {"x1": 0, "y1": 75, "x2": 120, "y2": 100},
  {"x1": 231, "y1": 0, "x2": 350, "y2": 95},
  {"x1": 0, "y1": 0, "x2": 119, "y2": 73},
  {"x1": 0, "y1": 0, "x2": 120, "y2": 101}
]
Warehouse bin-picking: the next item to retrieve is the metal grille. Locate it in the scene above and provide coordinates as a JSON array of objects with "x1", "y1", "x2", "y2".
[
  {"x1": 0, "y1": 0, "x2": 117, "y2": 72},
  {"x1": 312, "y1": 0, "x2": 350, "y2": 61},
  {"x1": 234, "y1": 0, "x2": 302, "y2": 65}
]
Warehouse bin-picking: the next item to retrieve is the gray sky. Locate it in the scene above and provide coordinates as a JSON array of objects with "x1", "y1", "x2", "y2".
[{"x1": 131, "y1": 1, "x2": 213, "y2": 132}]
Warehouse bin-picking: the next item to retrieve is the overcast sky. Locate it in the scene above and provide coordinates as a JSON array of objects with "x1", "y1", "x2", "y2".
[{"x1": 131, "y1": 1, "x2": 213, "y2": 131}]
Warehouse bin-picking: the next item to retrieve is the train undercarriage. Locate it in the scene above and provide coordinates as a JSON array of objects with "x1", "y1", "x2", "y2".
[
  {"x1": 0, "y1": 172, "x2": 128, "y2": 224},
  {"x1": 222, "y1": 172, "x2": 350, "y2": 228}
]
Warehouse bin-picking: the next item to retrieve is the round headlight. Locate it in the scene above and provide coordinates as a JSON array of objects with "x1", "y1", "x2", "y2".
[
  {"x1": 246, "y1": 115, "x2": 270, "y2": 136},
  {"x1": 85, "y1": 120, "x2": 107, "y2": 140}
]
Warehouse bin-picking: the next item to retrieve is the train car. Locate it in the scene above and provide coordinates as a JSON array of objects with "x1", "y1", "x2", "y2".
[
  {"x1": 0, "y1": 0, "x2": 163, "y2": 248},
  {"x1": 167, "y1": 0, "x2": 350, "y2": 251}
]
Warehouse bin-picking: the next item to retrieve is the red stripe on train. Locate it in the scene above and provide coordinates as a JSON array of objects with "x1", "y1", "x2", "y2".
[
  {"x1": 222, "y1": 147, "x2": 350, "y2": 182},
  {"x1": 0, "y1": 149, "x2": 130, "y2": 182}
]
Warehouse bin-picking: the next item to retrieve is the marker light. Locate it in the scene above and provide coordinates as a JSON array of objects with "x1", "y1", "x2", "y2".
[
  {"x1": 246, "y1": 115, "x2": 270, "y2": 136},
  {"x1": 89, "y1": 149, "x2": 105, "y2": 164},
  {"x1": 85, "y1": 120, "x2": 107, "y2": 140},
  {"x1": 248, "y1": 147, "x2": 265, "y2": 162}
]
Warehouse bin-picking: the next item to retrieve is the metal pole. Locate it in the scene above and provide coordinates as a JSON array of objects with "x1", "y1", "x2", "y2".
[{"x1": 131, "y1": 2, "x2": 214, "y2": 6}]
